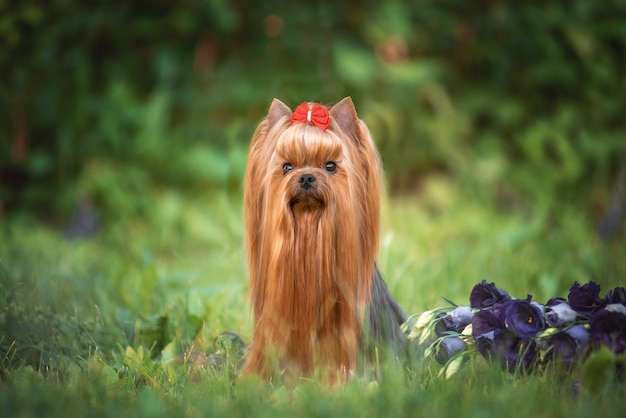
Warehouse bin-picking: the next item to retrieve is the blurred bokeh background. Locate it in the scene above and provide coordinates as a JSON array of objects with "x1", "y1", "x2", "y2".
[
  {"x1": 1, "y1": 4, "x2": 626, "y2": 398},
  {"x1": 1, "y1": 0, "x2": 625, "y2": 237}
]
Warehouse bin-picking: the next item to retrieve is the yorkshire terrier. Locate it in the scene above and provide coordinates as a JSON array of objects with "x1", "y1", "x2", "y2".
[{"x1": 242, "y1": 97, "x2": 406, "y2": 384}]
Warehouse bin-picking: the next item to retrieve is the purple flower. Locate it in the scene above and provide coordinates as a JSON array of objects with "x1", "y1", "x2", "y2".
[
  {"x1": 544, "y1": 325, "x2": 590, "y2": 367},
  {"x1": 474, "y1": 328, "x2": 537, "y2": 373},
  {"x1": 589, "y1": 308, "x2": 626, "y2": 354},
  {"x1": 472, "y1": 308, "x2": 506, "y2": 336},
  {"x1": 443, "y1": 306, "x2": 474, "y2": 333},
  {"x1": 605, "y1": 286, "x2": 626, "y2": 304},
  {"x1": 531, "y1": 302, "x2": 545, "y2": 315},
  {"x1": 475, "y1": 331, "x2": 498, "y2": 360},
  {"x1": 433, "y1": 313, "x2": 450, "y2": 337},
  {"x1": 494, "y1": 331, "x2": 537, "y2": 373},
  {"x1": 606, "y1": 303, "x2": 626, "y2": 315},
  {"x1": 566, "y1": 324, "x2": 591, "y2": 347},
  {"x1": 474, "y1": 330, "x2": 536, "y2": 371},
  {"x1": 434, "y1": 337, "x2": 468, "y2": 364},
  {"x1": 504, "y1": 297, "x2": 545, "y2": 338},
  {"x1": 546, "y1": 297, "x2": 567, "y2": 306},
  {"x1": 472, "y1": 309, "x2": 507, "y2": 360},
  {"x1": 545, "y1": 303, "x2": 578, "y2": 327},
  {"x1": 568, "y1": 281, "x2": 605, "y2": 316},
  {"x1": 470, "y1": 280, "x2": 512, "y2": 309}
]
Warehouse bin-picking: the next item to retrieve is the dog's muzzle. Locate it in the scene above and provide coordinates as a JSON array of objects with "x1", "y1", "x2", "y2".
[{"x1": 298, "y1": 174, "x2": 316, "y2": 190}]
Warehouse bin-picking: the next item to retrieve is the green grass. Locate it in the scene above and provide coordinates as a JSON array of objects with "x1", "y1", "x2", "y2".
[{"x1": 1, "y1": 179, "x2": 625, "y2": 417}]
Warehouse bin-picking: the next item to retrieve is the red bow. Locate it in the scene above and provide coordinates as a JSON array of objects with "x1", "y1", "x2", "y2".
[{"x1": 290, "y1": 102, "x2": 331, "y2": 131}]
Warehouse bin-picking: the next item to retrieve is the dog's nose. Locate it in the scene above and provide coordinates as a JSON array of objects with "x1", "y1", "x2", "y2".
[{"x1": 298, "y1": 174, "x2": 316, "y2": 190}]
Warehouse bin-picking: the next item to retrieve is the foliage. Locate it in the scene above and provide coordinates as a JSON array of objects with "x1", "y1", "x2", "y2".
[
  {"x1": 1, "y1": 184, "x2": 625, "y2": 416},
  {"x1": 2, "y1": 0, "x2": 625, "y2": 226}
]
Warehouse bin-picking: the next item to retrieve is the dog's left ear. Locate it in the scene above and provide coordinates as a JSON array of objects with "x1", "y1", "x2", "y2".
[
  {"x1": 330, "y1": 97, "x2": 360, "y2": 140},
  {"x1": 267, "y1": 98, "x2": 292, "y2": 129}
]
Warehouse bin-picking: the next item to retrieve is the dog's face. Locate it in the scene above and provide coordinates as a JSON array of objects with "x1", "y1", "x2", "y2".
[{"x1": 269, "y1": 124, "x2": 354, "y2": 213}]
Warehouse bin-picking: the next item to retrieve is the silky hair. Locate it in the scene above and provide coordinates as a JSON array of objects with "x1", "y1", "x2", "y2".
[{"x1": 242, "y1": 98, "x2": 382, "y2": 383}]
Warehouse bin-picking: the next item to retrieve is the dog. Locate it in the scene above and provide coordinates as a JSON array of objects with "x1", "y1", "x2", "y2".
[{"x1": 241, "y1": 97, "x2": 406, "y2": 384}]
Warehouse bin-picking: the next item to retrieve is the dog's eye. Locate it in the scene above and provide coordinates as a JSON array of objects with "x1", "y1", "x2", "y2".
[
  {"x1": 283, "y1": 163, "x2": 294, "y2": 174},
  {"x1": 324, "y1": 162, "x2": 338, "y2": 173}
]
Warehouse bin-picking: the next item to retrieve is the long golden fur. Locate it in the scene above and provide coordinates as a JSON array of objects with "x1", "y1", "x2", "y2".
[{"x1": 242, "y1": 97, "x2": 388, "y2": 383}]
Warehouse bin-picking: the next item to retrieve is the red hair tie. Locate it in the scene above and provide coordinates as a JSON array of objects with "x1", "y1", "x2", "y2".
[{"x1": 290, "y1": 102, "x2": 331, "y2": 131}]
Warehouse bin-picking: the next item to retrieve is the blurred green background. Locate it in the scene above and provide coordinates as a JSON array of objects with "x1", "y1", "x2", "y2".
[
  {"x1": 2, "y1": 0, "x2": 624, "y2": 231},
  {"x1": 1, "y1": 3, "x2": 626, "y2": 414}
]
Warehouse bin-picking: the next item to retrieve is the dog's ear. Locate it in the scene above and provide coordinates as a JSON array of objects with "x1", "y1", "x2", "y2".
[
  {"x1": 267, "y1": 98, "x2": 291, "y2": 129},
  {"x1": 330, "y1": 97, "x2": 360, "y2": 140}
]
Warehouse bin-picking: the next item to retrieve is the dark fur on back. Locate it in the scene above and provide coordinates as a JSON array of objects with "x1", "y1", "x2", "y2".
[{"x1": 364, "y1": 265, "x2": 408, "y2": 362}]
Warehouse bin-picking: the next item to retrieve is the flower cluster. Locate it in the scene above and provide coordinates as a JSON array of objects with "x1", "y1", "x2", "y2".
[{"x1": 407, "y1": 280, "x2": 626, "y2": 376}]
